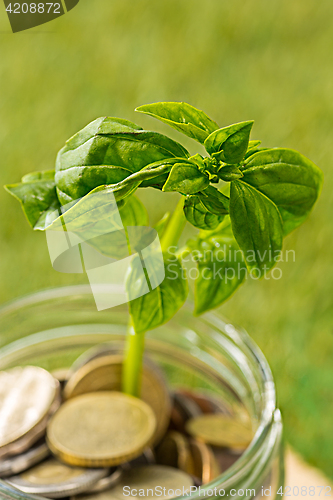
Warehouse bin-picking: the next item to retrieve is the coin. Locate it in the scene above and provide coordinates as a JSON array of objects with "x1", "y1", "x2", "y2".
[
  {"x1": 0, "y1": 440, "x2": 49, "y2": 478},
  {"x1": 47, "y1": 392, "x2": 156, "y2": 467},
  {"x1": 87, "y1": 467, "x2": 123, "y2": 493},
  {"x1": 6, "y1": 457, "x2": 108, "y2": 498},
  {"x1": 189, "y1": 439, "x2": 219, "y2": 484},
  {"x1": 64, "y1": 354, "x2": 171, "y2": 444},
  {"x1": 169, "y1": 403, "x2": 187, "y2": 433},
  {"x1": 0, "y1": 366, "x2": 60, "y2": 458},
  {"x1": 51, "y1": 368, "x2": 70, "y2": 388},
  {"x1": 124, "y1": 448, "x2": 156, "y2": 469},
  {"x1": 63, "y1": 354, "x2": 123, "y2": 399},
  {"x1": 156, "y1": 431, "x2": 194, "y2": 475},
  {"x1": 178, "y1": 389, "x2": 231, "y2": 415},
  {"x1": 72, "y1": 465, "x2": 194, "y2": 500},
  {"x1": 169, "y1": 392, "x2": 203, "y2": 434},
  {"x1": 0, "y1": 389, "x2": 61, "y2": 460},
  {"x1": 211, "y1": 447, "x2": 239, "y2": 473},
  {"x1": 67, "y1": 343, "x2": 123, "y2": 375},
  {"x1": 173, "y1": 392, "x2": 202, "y2": 420},
  {"x1": 185, "y1": 414, "x2": 253, "y2": 450}
]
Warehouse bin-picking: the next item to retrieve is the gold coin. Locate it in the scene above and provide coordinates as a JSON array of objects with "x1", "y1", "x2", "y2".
[
  {"x1": 72, "y1": 465, "x2": 194, "y2": 500},
  {"x1": 67, "y1": 343, "x2": 123, "y2": 374},
  {"x1": 185, "y1": 414, "x2": 253, "y2": 450},
  {"x1": 156, "y1": 431, "x2": 194, "y2": 475},
  {"x1": 0, "y1": 366, "x2": 59, "y2": 456},
  {"x1": 64, "y1": 354, "x2": 171, "y2": 444},
  {"x1": 189, "y1": 438, "x2": 220, "y2": 484},
  {"x1": 47, "y1": 392, "x2": 156, "y2": 467}
]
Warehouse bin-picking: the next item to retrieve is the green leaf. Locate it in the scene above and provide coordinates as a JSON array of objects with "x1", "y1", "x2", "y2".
[
  {"x1": 188, "y1": 225, "x2": 246, "y2": 314},
  {"x1": 217, "y1": 165, "x2": 244, "y2": 182},
  {"x1": 205, "y1": 121, "x2": 254, "y2": 163},
  {"x1": 247, "y1": 140, "x2": 261, "y2": 149},
  {"x1": 198, "y1": 185, "x2": 229, "y2": 215},
  {"x1": 120, "y1": 195, "x2": 149, "y2": 227},
  {"x1": 244, "y1": 140, "x2": 262, "y2": 160},
  {"x1": 128, "y1": 252, "x2": 188, "y2": 333},
  {"x1": 4, "y1": 170, "x2": 60, "y2": 230},
  {"x1": 55, "y1": 165, "x2": 133, "y2": 202},
  {"x1": 229, "y1": 180, "x2": 283, "y2": 275},
  {"x1": 21, "y1": 170, "x2": 55, "y2": 183},
  {"x1": 162, "y1": 163, "x2": 209, "y2": 195},
  {"x1": 86, "y1": 195, "x2": 149, "y2": 259},
  {"x1": 64, "y1": 117, "x2": 143, "y2": 151},
  {"x1": 56, "y1": 117, "x2": 189, "y2": 204},
  {"x1": 40, "y1": 163, "x2": 159, "y2": 233},
  {"x1": 136, "y1": 102, "x2": 219, "y2": 143},
  {"x1": 139, "y1": 158, "x2": 187, "y2": 190},
  {"x1": 241, "y1": 148, "x2": 323, "y2": 234},
  {"x1": 184, "y1": 196, "x2": 224, "y2": 230}
]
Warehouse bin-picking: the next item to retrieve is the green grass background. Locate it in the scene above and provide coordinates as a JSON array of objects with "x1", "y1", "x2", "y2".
[{"x1": 0, "y1": 0, "x2": 332, "y2": 477}]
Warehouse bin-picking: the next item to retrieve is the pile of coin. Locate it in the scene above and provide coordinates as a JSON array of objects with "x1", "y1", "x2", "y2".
[{"x1": 0, "y1": 344, "x2": 253, "y2": 499}]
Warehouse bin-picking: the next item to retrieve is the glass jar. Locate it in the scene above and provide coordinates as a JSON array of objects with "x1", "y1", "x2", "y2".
[{"x1": 0, "y1": 285, "x2": 284, "y2": 500}]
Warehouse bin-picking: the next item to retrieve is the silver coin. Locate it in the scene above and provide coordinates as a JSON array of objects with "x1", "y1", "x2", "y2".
[
  {"x1": 87, "y1": 467, "x2": 123, "y2": 493},
  {"x1": 0, "y1": 379, "x2": 61, "y2": 460},
  {"x1": 6, "y1": 457, "x2": 109, "y2": 498},
  {"x1": 0, "y1": 440, "x2": 49, "y2": 478},
  {"x1": 72, "y1": 465, "x2": 194, "y2": 500},
  {"x1": 0, "y1": 366, "x2": 60, "y2": 458}
]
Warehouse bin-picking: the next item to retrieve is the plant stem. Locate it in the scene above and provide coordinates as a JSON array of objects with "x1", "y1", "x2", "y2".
[
  {"x1": 161, "y1": 196, "x2": 186, "y2": 252},
  {"x1": 122, "y1": 319, "x2": 145, "y2": 397},
  {"x1": 122, "y1": 196, "x2": 186, "y2": 398}
]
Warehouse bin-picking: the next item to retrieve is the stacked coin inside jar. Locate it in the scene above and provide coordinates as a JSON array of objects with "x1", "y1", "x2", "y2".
[{"x1": 0, "y1": 344, "x2": 254, "y2": 499}]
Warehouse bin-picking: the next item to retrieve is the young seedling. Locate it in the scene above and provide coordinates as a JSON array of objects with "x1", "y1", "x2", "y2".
[{"x1": 5, "y1": 102, "x2": 323, "y2": 397}]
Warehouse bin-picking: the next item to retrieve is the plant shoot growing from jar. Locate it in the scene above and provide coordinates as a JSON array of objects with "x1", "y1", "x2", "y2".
[{"x1": 5, "y1": 102, "x2": 323, "y2": 397}]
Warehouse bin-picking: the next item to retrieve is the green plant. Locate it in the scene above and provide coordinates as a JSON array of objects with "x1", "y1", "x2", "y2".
[{"x1": 4, "y1": 102, "x2": 323, "y2": 397}]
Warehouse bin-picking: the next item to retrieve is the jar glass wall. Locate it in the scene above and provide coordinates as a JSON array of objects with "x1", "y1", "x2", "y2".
[{"x1": 0, "y1": 286, "x2": 284, "y2": 500}]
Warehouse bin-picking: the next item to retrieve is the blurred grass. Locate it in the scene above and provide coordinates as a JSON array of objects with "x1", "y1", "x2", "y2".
[{"x1": 0, "y1": 0, "x2": 332, "y2": 478}]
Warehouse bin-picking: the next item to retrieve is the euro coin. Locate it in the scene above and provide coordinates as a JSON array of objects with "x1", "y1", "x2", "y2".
[
  {"x1": 6, "y1": 457, "x2": 108, "y2": 498},
  {"x1": 0, "y1": 439, "x2": 49, "y2": 478},
  {"x1": 67, "y1": 343, "x2": 123, "y2": 374},
  {"x1": 0, "y1": 389, "x2": 61, "y2": 460},
  {"x1": 189, "y1": 438, "x2": 219, "y2": 484},
  {"x1": 169, "y1": 392, "x2": 202, "y2": 434},
  {"x1": 124, "y1": 448, "x2": 156, "y2": 469},
  {"x1": 156, "y1": 431, "x2": 194, "y2": 475},
  {"x1": 63, "y1": 354, "x2": 123, "y2": 399},
  {"x1": 211, "y1": 447, "x2": 239, "y2": 473},
  {"x1": 173, "y1": 392, "x2": 202, "y2": 420},
  {"x1": 47, "y1": 392, "x2": 156, "y2": 467},
  {"x1": 185, "y1": 414, "x2": 253, "y2": 450},
  {"x1": 0, "y1": 366, "x2": 60, "y2": 458},
  {"x1": 87, "y1": 467, "x2": 123, "y2": 493},
  {"x1": 64, "y1": 354, "x2": 171, "y2": 444},
  {"x1": 178, "y1": 389, "x2": 231, "y2": 415},
  {"x1": 72, "y1": 465, "x2": 194, "y2": 500}
]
